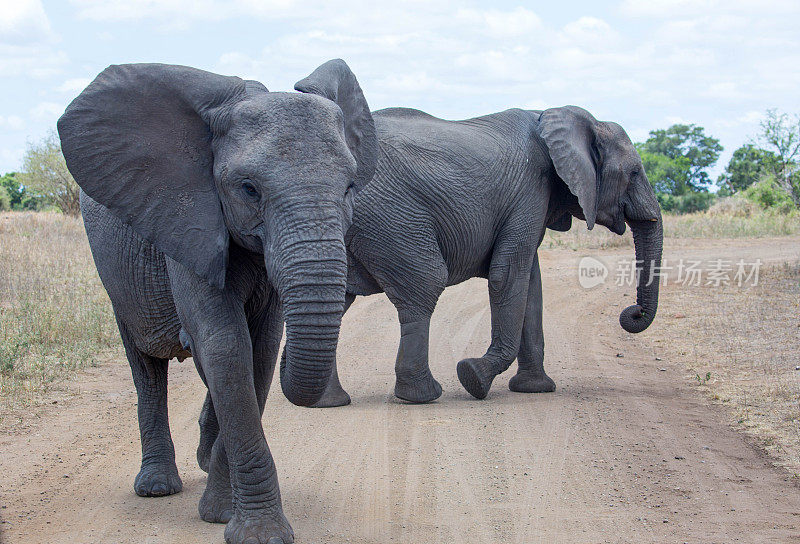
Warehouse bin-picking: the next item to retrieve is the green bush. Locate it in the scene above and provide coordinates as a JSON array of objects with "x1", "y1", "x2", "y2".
[
  {"x1": 743, "y1": 177, "x2": 797, "y2": 213},
  {"x1": 0, "y1": 186, "x2": 11, "y2": 211},
  {"x1": 657, "y1": 191, "x2": 716, "y2": 214},
  {"x1": 0, "y1": 172, "x2": 43, "y2": 211}
]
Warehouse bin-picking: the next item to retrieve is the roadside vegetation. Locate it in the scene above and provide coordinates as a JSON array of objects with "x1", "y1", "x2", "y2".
[
  {"x1": 544, "y1": 198, "x2": 799, "y2": 249},
  {"x1": 0, "y1": 212, "x2": 120, "y2": 414},
  {"x1": 0, "y1": 131, "x2": 79, "y2": 216}
]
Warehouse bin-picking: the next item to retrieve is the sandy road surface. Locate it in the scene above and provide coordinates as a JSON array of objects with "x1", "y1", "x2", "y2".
[{"x1": 1, "y1": 238, "x2": 799, "y2": 543}]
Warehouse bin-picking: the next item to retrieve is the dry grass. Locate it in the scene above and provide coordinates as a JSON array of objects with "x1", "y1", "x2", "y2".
[
  {"x1": 658, "y1": 261, "x2": 800, "y2": 472},
  {"x1": 542, "y1": 223, "x2": 632, "y2": 250},
  {"x1": 543, "y1": 207, "x2": 800, "y2": 250},
  {"x1": 0, "y1": 212, "x2": 120, "y2": 413},
  {"x1": 664, "y1": 208, "x2": 800, "y2": 239}
]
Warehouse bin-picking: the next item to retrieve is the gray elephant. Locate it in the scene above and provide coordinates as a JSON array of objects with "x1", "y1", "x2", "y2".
[
  {"x1": 303, "y1": 101, "x2": 662, "y2": 407},
  {"x1": 57, "y1": 60, "x2": 377, "y2": 544}
]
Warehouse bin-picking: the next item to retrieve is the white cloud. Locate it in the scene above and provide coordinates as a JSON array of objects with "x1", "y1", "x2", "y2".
[
  {"x1": 0, "y1": 115, "x2": 25, "y2": 131},
  {"x1": 665, "y1": 115, "x2": 692, "y2": 125},
  {"x1": 456, "y1": 7, "x2": 541, "y2": 38},
  {"x1": 0, "y1": 147, "x2": 25, "y2": 169},
  {"x1": 69, "y1": 0, "x2": 304, "y2": 21},
  {"x1": 0, "y1": 0, "x2": 53, "y2": 45},
  {"x1": 560, "y1": 16, "x2": 618, "y2": 48},
  {"x1": 30, "y1": 101, "x2": 64, "y2": 121},
  {"x1": 714, "y1": 110, "x2": 764, "y2": 130},
  {"x1": 627, "y1": 127, "x2": 651, "y2": 144},
  {"x1": 0, "y1": 1, "x2": 65, "y2": 79},
  {"x1": 0, "y1": 45, "x2": 67, "y2": 78},
  {"x1": 0, "y1": 0, "x2": 796, "y2": 175},
  {"x1": 620, "y1": 0, "x2": 798, "y2": 17},
  {"x1": 201, "y1": 0, "x2": 798, "y2": 136},
  {"x1": 738, "y1": 111, "x2": 763, "y2": 124},
  {"x1": 57, "y1": 78, "x2": 92, "y2": 94},
  {"x1": 523, "y1": 99, "x2": 550, "y2": 111},
  {"x1": 700, "y1": 81, "x2": 746, "y2": 101},
  {"x1": 619, "y1": 0, "x2": 716, "y2": 18}
]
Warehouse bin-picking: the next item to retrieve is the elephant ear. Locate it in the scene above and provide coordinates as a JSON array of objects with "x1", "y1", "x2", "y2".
[
  {"x1": 58, "y1": 63, "x2": 247, "y2": 289},
  {"x1": 245, "y1": 79, "x2": 269, "y2": 95},
  {"x1": 539, "y1": 106, "x2": 600, "y2": 230},
  {"x1": 294, "y1": 59, "x2": 378, "y2": 191}
]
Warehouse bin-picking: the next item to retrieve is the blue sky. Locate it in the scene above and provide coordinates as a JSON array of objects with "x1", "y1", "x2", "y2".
[{"x1": 1, "y1": 0, "x2": 798, "y2": 182}]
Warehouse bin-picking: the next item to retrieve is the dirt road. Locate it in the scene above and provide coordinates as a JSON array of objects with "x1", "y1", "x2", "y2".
[{"x1": 2, "y1": 238, "x2": 799, "y2": 543}]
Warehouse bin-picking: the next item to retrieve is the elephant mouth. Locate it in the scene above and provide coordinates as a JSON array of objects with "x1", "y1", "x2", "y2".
[
  {"x1": 609, "y1": 214, "x2": 627, "y2": 235},
  {"x1": 599, "y1": 208, "x2": 627, "y2": 235}
]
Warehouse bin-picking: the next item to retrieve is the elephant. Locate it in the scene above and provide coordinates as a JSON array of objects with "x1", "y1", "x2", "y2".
[
  {"x1": 57, "y1": 59, "x2": 377, "y2": 544},
  {"x1": 301, "y1": 102, "x2": 662, "y2": 407}
]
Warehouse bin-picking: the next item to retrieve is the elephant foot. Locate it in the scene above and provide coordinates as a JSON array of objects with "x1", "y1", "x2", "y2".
[
  {"x1": 310, "y1": 384, "x2": 351, "y2": 408},
  {"x1": 134, "y1": 460, "x2": 182, "y2": 497},
  {"x1": 197, "y1": 395, "x2": 220, "y2": 473},
  {"x1": 508, "y1": 370, "x2": 556, "y2": 393},
  {"x1": 457, "y1": 357, "x2": 498, "y2": 400},
  {"x1": 197, "y1": 431, "x2": 217, "y2": 473},
  {"x1": 197, "y1": 441, "x2": 212, "y2": 474},
  {"x1": 200, "y1": 443, "x2": 234, "y2": 524},
  {"x1": 394, "y1": 371, "x2": 442, "y2": 403},
  {"x1": 199, "y1": 482, "x2": 233, "y2": 524},
  {"x1": 224, "y1": 511, "x2": 295, "y2": 544}
]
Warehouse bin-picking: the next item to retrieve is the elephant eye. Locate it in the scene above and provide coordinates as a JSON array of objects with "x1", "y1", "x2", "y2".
[{"x1": 241, "y1": 179, "x2": 259, "y2": 199}]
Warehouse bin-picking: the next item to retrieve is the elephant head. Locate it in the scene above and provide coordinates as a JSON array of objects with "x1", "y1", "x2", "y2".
[
  {"x1": 57, "y1": 59, "x2": 377, "y2": 407},
  {"x1": 539, "y1": 105, "x2": 662, "y2": 334}
]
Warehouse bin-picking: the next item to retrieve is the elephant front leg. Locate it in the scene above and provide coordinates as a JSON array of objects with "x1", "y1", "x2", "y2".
[
  {"x1": 457, "y1": 240, "x2": 534, "y2": 399},
  {"x1": 117, "y1": 318, "x2": 182, "y2": 497},
  {"x1": 169, "y1": 270, "x2": 293, "y2": 544},
  {"x1": 394, "y1": 317, "x2": 442, "y2": 403},
  {"x1": 197, "y1": 291, "x2": 283, "y2": 472},
  {"x1": 509, "y1": 254, "x2": 556, "y2": 393},
  {"x1": 192, "y1": 328, "x2": 292, "y2": 543}
]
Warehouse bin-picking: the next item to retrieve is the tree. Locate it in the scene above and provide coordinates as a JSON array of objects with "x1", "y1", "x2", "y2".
[
  {"x1": 0, "y1": 172, "x2": 42, "y2": 211},
  {"x1": 758, "y1": 109, "x2": 800, "y2": 206},
  {"x1": 0, "y1": 183, "x2": 10, "y2": 211},
  {"x1": 19, "y1": 132, "x2": 80, "y2": 216},
  {"x1": 637, "y1": 124, "x2": 723, "y2": 193},
  {"x1": 717, "y1": 144, "x2": 778, "y2": 194},
  {"x1": 635, "y1": 146, "x2": 691, "y2": 195}
]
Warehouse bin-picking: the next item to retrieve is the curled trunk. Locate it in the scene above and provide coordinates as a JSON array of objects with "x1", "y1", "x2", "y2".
[
  {"x1": 270, "y1": 232, "x2": 347, "y2": 407},
  {"x1": 619, "y1": 215, "x2": 663, "y2": 333}
]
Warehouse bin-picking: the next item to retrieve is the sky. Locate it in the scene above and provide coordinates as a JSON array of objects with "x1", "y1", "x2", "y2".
[{"x1": 1, "y1": 0, "x2": 798, "y2": 183}]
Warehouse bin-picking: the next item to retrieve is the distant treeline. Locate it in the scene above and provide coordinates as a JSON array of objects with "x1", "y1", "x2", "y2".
[
  {"x1": 2, "y1": 110, "x2": 799, "y2": 217},
  {"x1": 636, "y1": 109, "x2": 799, "y2": 214},
  {"x1": 1, "y1": 132, "x2": 80, "y2": 216}
]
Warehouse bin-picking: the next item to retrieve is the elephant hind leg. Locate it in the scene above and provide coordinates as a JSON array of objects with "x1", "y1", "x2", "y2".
[
  {"x1": 393, "y1": 316, "x2": 442, "y2": 403},
  {"x1": 196, "y1": 392, "x2": 218, "y2": 473},
  {"x1": 381, "y1": 258, "x2": 447, "y2": 403},
  {"x1": 116, "y1": 317, "x2": 182, "y2": 497},
  {"x1": 509, "y1": 253, "x2": 556, "y2": 394},
  {"x1": 457, "y1": 233, "x2": 537, "y2": 400}
]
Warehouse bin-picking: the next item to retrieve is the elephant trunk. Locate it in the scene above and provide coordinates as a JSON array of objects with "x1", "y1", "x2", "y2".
[
  {"x1": 268, "y1": 206, "x2": 348, "y2": 407},
  {"x1": 619, "y1": 213, "x2": 663, "y2": 333}
]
